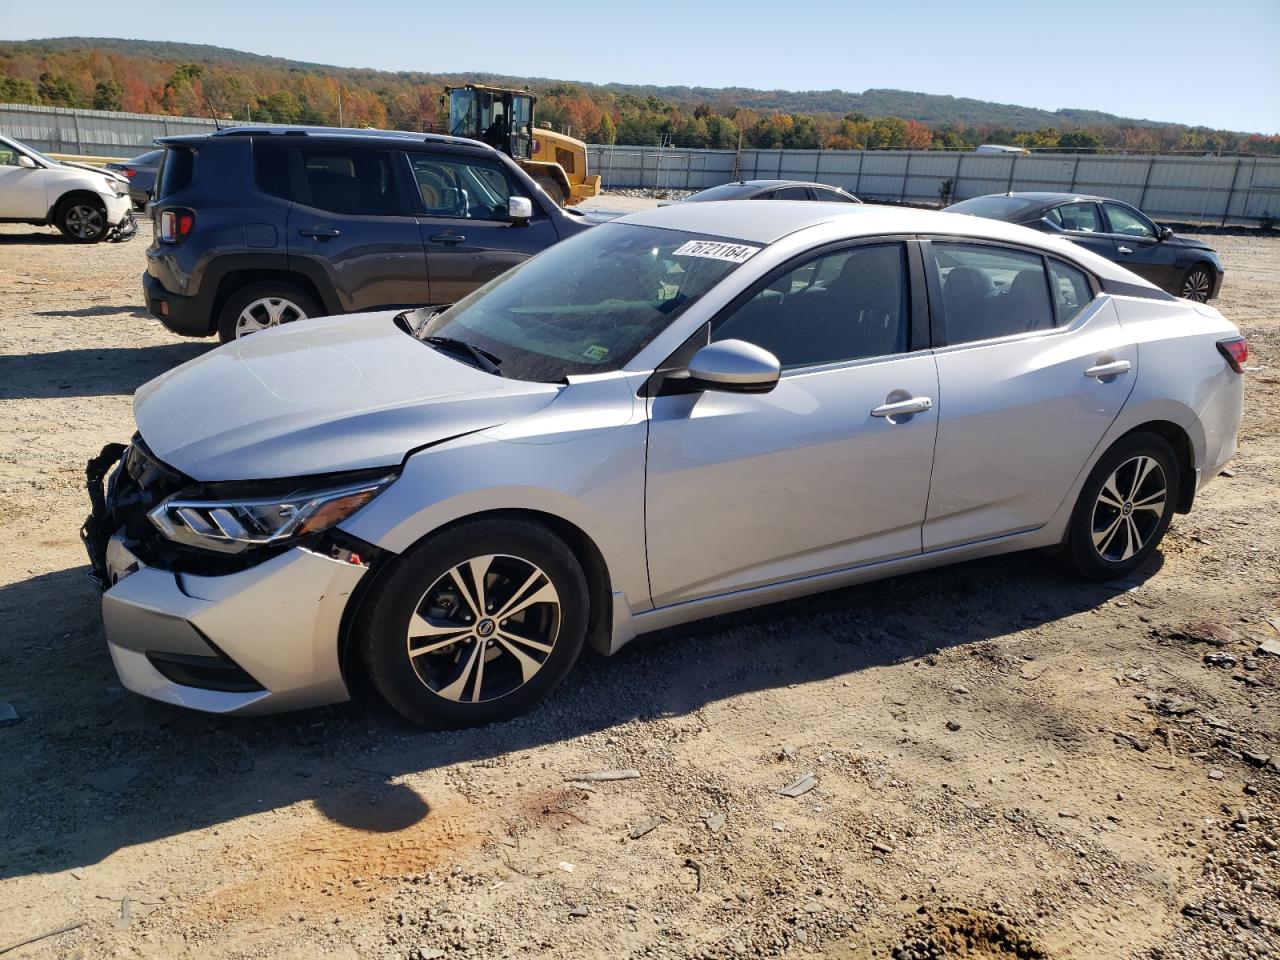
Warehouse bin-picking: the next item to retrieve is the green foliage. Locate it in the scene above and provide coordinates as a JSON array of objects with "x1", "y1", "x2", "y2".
[
  {"x1": 92, "y1": 79, "x2": 123, "y2": 111},
  {"x1": 0, "y1": 75, "x2": 39, "y2": 104},
  {"x1": 1058, "y1": 129, "x2": 1104, "y2": 151},
  {"x1": 38, "y1": 71, "x2": 79, "y2": 106},
  {"x1": 592, "y1": 112, "x2": 616, "y2": 145}
]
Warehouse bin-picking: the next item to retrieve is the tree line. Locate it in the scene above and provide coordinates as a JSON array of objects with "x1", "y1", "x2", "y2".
[{"x1": 2, "y1": 46, "x2": 1276, "y2": 156}]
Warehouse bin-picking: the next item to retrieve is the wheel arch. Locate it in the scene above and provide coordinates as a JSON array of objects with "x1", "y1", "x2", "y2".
[
  {"x1": 336, "y1": 507, "x2": 616, "y2": 688},
  {"x1": 1114, "y1": 420, "x2": 1197, "y2": 513},
  {"x1": 48, "y1": 188, "x2": 105, "y2": 222},
  {"x1": 208, "y1": 266, "x2": 334, "y2": 333}
]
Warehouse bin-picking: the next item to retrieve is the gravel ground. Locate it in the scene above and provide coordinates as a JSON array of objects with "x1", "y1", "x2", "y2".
[{"x1": 0, "y1": 209, "x2": 1277, "y2": 960}]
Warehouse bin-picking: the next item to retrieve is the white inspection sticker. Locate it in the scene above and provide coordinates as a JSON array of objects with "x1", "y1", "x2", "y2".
[{"x1": 671, "y1": 240, "x2": 761, "y2": 263}]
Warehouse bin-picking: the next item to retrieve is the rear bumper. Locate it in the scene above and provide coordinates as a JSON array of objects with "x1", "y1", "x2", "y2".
[
  {"x1": 101, "y1": 541, "x2": 366, "y2": 715},
  {"x1": 143, "y1": 271, "x2": 214, "y2": 337}
]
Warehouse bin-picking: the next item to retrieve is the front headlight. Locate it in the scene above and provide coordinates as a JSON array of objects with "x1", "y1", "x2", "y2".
[
  {"x1": 109, "y1": 178, "x2": 130, "y2": 197},
  {"x1": 147, "y1": 474, "x2": 395, "y2": 554}
]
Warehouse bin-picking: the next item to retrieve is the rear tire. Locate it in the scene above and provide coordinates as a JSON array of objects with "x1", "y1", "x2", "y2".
[
  {"x1": 356, "y1": 519, "x2": 589, "y2": 728},
  {"x1": 55, "y1": 197, "x2": 108, "y2": 243},
  {"x1": 216, "y1": 281, "x2": 319, "y2": 343},
  {"x1": 1062, "y1": 432, "x2": 1180, "y2": 580}
]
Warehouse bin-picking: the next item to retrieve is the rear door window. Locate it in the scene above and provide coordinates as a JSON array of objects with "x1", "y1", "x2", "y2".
[
  {"x1": 775, "y1": 186, "x2": 810, "y2": 200},
  {"x1": 1045, "y1": 201, "x2": 1102, "y2": 233},
  {"x1": 930, "y1": 243, "x2": 1055, "y2": 344},
  {"x1": 298, "y1": 147, "x2": 402, "y2": 216}
]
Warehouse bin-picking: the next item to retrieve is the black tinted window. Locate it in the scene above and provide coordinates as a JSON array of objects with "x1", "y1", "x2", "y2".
[
  {"x1": 300, "y1": 148, "x2": 400, "y2": 216},
  {"x1": 156, "y1": 147, "x2": 194, "y2": 199},
  {"x1": 714, "y1": 243, "x2": 909, "y2": 368},
  {"x1": 815, "y1": 187, "x2": 857, "y2": 203},
  {"x1": 947, "y1": 195, "x2": 1042, "y2": 221},
  {"x1": 1049, "y1": 260, "x2": 1093, "y2": 325},
  {"x1": 775, "y1": 186, "x2": 810, "y2": 200},
  {"x1": 932, "y1": 243, "x2": 1054, "y2": 344},
  {"x1": 254, "y1": 146, "x2": 293, "y2": 200}
]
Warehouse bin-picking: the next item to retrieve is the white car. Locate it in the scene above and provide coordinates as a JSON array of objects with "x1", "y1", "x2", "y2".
[{"x1": 0, "y1": 133, "x2": 136, "y2": 242}]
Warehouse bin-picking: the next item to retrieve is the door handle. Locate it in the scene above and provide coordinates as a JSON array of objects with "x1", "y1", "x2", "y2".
[
  {"x1": 871, "y1": 396, "x2": 933, "y2": 418},
  {"x1": 299, "y1": 226, "x2": 340, "y2": 239},
  {"x1": 1084, "y1": 359, "x2": 1131, "y2": 380},
  {"x1": 1117, "y1": 245, "x2": 1133, "y2": 254},
  {"x1": 429, "y1": 233, "x2": 466, "y2": 245}
]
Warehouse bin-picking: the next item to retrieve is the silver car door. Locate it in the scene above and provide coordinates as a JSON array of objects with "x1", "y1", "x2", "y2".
[
  {"x1": 921, "y1": 240, "x2": 1137, "y2": 551},
  {"x1": 645, "y1": 240, "x2": 939, "y2": 609}
]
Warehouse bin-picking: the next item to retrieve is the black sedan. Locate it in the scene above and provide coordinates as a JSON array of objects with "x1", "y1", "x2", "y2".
[
  {"x1": 105, "y1": 149, "x2": 162, "y2": 210},
  {"x1": 680, "y1": 179, "x2": 861, "y2": 203},
  {"x1": 946, "y1": 192, "x2": 1223, "y2": 302}
]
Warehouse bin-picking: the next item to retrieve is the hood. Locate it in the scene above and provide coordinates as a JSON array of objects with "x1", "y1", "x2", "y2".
[
  {"x1": 134, "y1": 311, "x2": 560, "y2": 481},
  {"x1": 59, "y1": 160, "x2": 126, "y2": 183},
  {"x1": 1163, "y1": 233, "x2": 1217, "y2": 253}
]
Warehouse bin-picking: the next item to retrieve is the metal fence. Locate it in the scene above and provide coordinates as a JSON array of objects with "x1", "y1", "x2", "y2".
[
  {"x1": 4, "y1": 103, "x2": 1277, "y2": 226},
  {"x1": 590, "y1": 145, "x2": 1280, "y2": 227}
]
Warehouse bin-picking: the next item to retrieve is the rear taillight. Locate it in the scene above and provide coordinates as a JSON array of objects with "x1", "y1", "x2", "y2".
[
  {"x1": 121, "y1": 167, "x2": 136, "y2": 178},
  {"x1": 159, "y1": 209, "x2": 194, "y2": 243},
  {"x1": 1217, "y1": 336, "x2": 1248, "y2": 373}
]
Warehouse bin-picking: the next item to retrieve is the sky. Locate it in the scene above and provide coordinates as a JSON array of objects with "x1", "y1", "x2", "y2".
[{"x1": 2, "y1": 0, "x2": 1278, "y2": 133}]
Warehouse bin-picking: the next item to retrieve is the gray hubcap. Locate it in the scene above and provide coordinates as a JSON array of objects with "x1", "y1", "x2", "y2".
[
  {"x1": 1182, "y1": 268, "x2": 1211, "y2": 303},
  {"x1": 1092, "y1": 455, "x2": 1167, "y2": 562},
  {"x1": 235, "y1": 297, "x2": 307, "y2": 338},
  {"x1": 406, "y1": 554, "x2": 560, "y2": 703},
  {"x1": 64, "y1": 203, "x2": 104, "y2": 239}
]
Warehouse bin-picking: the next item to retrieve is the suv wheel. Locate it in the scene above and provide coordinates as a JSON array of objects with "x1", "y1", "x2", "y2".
[
  {"x1": 217, "y1": 282, "x2": 319, "y2": 343},
  {"x1": 55, "y1": 198, "x2": 107, "y2": 243},
  {"x1": 356, "y1": 519, "x2": 589, "y2": 728},
  {"x1": 1062, "y1": 432, "x2": 1180, "y2": 580}
]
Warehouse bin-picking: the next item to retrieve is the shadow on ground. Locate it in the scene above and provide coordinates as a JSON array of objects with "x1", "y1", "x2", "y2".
[
  {"x1": 0, "y1": 343, "x2": 209, "y2": 400},
  {"x1": 0, "y1": 548, "x2": 1157, "y2": 881},
  {"x1": 34, "y1": 305, "x2": 152, "y2": 319}
]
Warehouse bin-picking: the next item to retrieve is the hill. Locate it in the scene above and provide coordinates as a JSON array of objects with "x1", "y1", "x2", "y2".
[{"x1": 1, "y1": 37, "x2": 1274, "y2": 154}]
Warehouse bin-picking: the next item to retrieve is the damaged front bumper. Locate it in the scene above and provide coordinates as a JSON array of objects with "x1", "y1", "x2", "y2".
[{"x1": 82, "y1": 441, "x2": 367, "y2": 715}]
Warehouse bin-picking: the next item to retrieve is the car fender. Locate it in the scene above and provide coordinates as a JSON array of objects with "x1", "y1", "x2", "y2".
[
  {"x1": 44, "y1": 168, "x2": 122, "y2": 219},
  {"x1": 338, "y1": 374, "x2": 653, "y2": 623}
]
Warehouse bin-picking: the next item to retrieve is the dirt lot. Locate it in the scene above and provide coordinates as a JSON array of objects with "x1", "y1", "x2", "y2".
[{"x1": 0, "y1": 213, "x2": 1277, "y2": 960}]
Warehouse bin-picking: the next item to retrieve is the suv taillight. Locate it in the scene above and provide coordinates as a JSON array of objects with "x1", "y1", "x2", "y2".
[
  {"x1": 1217, "y1": 336, "x2": 1248, "y2": 373},
  {"x1": 159, "y1": 209, "x2": 194, "y2": 243}
]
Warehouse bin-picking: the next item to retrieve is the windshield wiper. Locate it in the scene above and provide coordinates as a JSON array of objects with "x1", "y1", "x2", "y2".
[{"x1": 424, "y1": 336, "x2": 504, "y2": 376}]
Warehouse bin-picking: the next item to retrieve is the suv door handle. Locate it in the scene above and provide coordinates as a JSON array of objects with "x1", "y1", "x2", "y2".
[
  {"x1": 871, "y1": 397, "x2": 933, "y2": 418},
  {"x1": 300, "y1": 226, "x2": 340, "y2": 239},
  {"x1": 429, "y1": 234, "x2": 466, "y2": 245},
  {"x1": 1084, "y1": 359, "x2": 1131, "y2": 380},
  {"x1": 1117, "y1": 245, "x2": 1133, "y2": 254}
]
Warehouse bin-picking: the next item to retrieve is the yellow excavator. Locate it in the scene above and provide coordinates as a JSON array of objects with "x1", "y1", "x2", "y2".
[{"x1": 445, "y1": 84, "x2": 601, "y2": 207}]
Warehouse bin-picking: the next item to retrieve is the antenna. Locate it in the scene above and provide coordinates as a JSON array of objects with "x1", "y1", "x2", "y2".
[{"x1": 204, "y1": 96, "x2": 222, "y2": 131}]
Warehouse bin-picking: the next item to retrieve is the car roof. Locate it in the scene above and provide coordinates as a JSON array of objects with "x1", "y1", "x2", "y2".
[
  {"x1": 616, "y1": 200, "x2": 1158, "y2": 288},
  {"x1": 156, "y1": 126, "x2": 497, "y2": 155},
  {"x1": 998, "y1": 191, "x2": 1113, "y2": 204}
]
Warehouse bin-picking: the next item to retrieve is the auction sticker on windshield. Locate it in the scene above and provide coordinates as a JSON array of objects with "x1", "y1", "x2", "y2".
[{"x1": 671, "y1": 240, "x2": 761, "y2": 263}]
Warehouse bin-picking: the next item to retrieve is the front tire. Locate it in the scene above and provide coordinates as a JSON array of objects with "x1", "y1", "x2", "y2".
[
  {"x1": 55, "y1": 197, "x2": 107, "y2": 243},
  {"x1": 356, "y1": 519, "x2": 589, "y2": 728},
  {"x1": 1181, "y1": 264, "x2": 1214, "y2": 303},
  {"x1": 216, "y1": 281, "x2": 319, "y2": 343},
  {"x1": 1063, "y1": 432, "x2": 1180, "y2": 580}
]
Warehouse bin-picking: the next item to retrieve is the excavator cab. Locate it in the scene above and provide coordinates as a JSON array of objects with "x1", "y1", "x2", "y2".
[
  {"x1": 447, "y1": 85, "x2": 534, "y2": 160},
  {"x1": 444, "y1": 84, "x2": 601, "y2": 208}
]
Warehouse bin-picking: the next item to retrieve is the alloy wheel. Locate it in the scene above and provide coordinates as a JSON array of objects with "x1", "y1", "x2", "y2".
[
  {"x1": 405, "y1": 554, "x2": 561, "y2": 703},
  {"x1": 1181, "y1": 267, "x2": 1212, "y2": 303},
  {"x1": 1091, "y1": 455, "x2": 1168, "y2": 563},
  {"x1": 64, "y1": 203, "x2": 104, "y2": 240},
  {"x1": 235, "y1": 297, "x2": 308, "y2": 338}
]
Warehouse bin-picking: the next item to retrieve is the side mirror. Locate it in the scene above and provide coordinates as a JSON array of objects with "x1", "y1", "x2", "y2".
[
  {"x1": 508, "y1": 196, "x2": 533, "y2": 223},
  {"x1": 17, "y1": 155, "x2": 37, "y2": 169},
  {"x1": 1159, "y1": 226, "x2": 1174, "y2": 240},
  {"x1": 686, "y1": 339, "x2": 780, "y2": 394}
]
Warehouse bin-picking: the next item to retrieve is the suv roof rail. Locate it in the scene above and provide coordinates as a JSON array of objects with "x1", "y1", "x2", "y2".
[{"x1": 209, "y1": 125, "x2": 484, "y2": 149}]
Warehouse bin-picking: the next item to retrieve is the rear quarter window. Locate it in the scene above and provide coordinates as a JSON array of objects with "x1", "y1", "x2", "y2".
[{"x1": 155, "y1": 147, "x2": 194, "y2": 199}]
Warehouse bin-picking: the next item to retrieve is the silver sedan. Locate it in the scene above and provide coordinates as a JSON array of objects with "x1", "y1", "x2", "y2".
[{"x1": 83, "y1": 201, "x2": 1246, "y2": 726}]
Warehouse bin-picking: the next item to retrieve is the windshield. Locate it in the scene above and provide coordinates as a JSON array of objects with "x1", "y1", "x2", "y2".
[
  {"x1": 1, "y1": 135, "x2": 57, "y2": 167},
  {"x1": 414, "y1": 223, "x2": 760, "y2": 382},
  {"x1": 947, "y1": 195, "x2": 1043, "y2": 221}
]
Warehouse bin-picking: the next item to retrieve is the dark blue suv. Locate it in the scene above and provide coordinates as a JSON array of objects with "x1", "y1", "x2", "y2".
[{"x1": 144, "y1": 127, "x2": 592, "y2": 342}]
